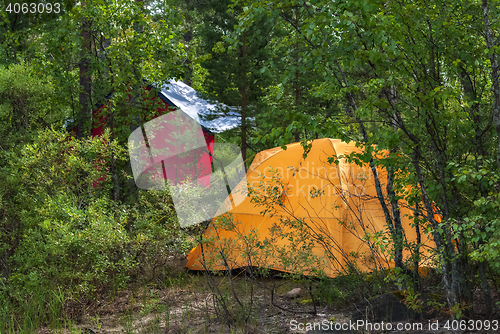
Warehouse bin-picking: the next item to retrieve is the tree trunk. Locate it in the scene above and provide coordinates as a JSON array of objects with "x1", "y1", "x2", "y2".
[
  {"x1": 386, "y1": 165, "x2": 404, "y2": 270},
  {"x1": 183, "y1": 0, "x2": 194, "y2": 86},
  {"x1": 78, "y1": 15, "x2": 92, "y2": 139},
  {"x1": 240, "y1": 32, "x2": 248, "y2": 169},
  {"x1": 412, "y1": 147, "x2": 461, "y2": 309},
  {"x1": 413, "y1": 203, "x2": 422, "y2": 292},
  {"x1": 482, "y1": 0, "x2": 500, "y2": 170},
  {"x1": 294, "y1": 9, "x2": 300, "y2": 142},
  {"x1": 384, "y1": 84, "x2": 405, "y2": 271},
  {"x1": 337, "y1": 61, "x2": 404, "y2": 271},
  {"x1": 108, "y1": 112, "x2": 120, "y2": 202},
  {"x1": 459, "y1": 66, "x2": 492, "y2": 317}
]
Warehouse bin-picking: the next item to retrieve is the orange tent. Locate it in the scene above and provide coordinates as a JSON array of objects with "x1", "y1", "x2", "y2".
[{"x1": 186, "y1": 139, "x2": 431, "y2": 277}]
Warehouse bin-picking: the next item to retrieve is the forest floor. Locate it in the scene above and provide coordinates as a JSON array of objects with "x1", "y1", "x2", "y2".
[
  {"x1": 54, "y1": 280, "x2": 349, "y2": 334},
  {"x1": 35, "y1": 258, "x2": 500, "y2": 334},
  {"x1": 50, "y1": 271, "x2": 340, "y2": 333}
]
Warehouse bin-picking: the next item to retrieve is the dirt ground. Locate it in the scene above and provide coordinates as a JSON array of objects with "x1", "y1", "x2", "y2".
[
  {"x1": 57, "y1": 275, "x2": 348, "y2": 334},
  {"x1": 35, "y1": 258, "x2": 500, "y2": 334}
]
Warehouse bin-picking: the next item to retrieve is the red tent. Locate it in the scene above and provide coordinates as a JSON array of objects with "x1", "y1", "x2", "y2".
[{"x1": 69, "y1": 85, "x2": 215, "y2": 188}]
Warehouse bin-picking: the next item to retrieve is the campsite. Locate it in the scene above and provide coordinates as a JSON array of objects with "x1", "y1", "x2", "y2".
[{"x1": 2, "y1": 0, "x2": 500, "y2": 333}]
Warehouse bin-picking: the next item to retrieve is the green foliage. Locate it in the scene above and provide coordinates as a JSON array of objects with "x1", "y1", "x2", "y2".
[
  {"x1": 226, "y1": 0, "x2": 500, "y2": 312},
  {"x1": 5, "y1": 0, "x2": 188, "y2": 144},
  {"x1": 0, "y1": 128, "x2": 190, "y2": 331},
  {"x1": 0, "y1": 0, "x2": 76, "y2": 65},
  {"x1": 449, "y1": 160, "x2": 500, "y2": 272},
  {"x1": 0, "y1": 63, "x2": 66, "y2": 142},
  {"x1": 0, "y1": 7, "x2": 193, "y2": 329}
]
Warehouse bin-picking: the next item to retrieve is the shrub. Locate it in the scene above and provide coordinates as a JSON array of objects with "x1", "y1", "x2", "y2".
[{"x1": 0, "y1": 128, "x2": 191, "y2": 331}]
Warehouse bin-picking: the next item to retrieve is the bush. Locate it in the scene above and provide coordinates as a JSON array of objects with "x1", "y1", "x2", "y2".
[
  {"x1": 0, "y1": 62, "x2": 66, "y2": 142},
  {"x1": 0, "y1": 128, "x2": 192, "y2": 331}
]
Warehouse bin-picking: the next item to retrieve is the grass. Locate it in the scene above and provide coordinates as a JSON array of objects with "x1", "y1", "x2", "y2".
[
  {"x1": 0, "y1": 285, "x2": 69, "y2": 334},
  {"x1": 121, "y1": 312, "x2": 134, "y2": 334}
]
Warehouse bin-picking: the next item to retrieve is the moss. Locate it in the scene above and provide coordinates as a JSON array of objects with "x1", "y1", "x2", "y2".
[{"x1": 298, "y1": 299, "x2": 313, "y2": 305}]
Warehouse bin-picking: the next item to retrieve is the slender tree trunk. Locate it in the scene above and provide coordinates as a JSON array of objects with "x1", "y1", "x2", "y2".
[
  {"x1": 78, "y1": 14, "x2": 92, "y2": 138},
  {"x1": 337, "y1": 61, "x2": 403, "y2": 271},
  {"x1": 384, "y1": 84, "x2": 405, "y2": 271},
  {"x1": 478, "y1": 261, "x2": 492, "y2": 318},
  {"x1": 413, "y1": 203, "x2": 422, "y2": 292},
  {"x1": 98, "y1": 30, "x2": 121, "y2": 202},
  {"x1": 412, "y1": 148, "x2": 458, "y2": 307},
  {"x1": 183, "y1": 0, "x2": 194, "y2": 86},
  {"x1": 107, "y1": 112, "x2": 120, "y2": 202},
  {"x1": 459, "y1": 67, "x2": 486, "y2": 159},
  {"x1": 294, "y1": 10, "x2": 300, "y2": 142},
  {"x1": 240, "y1": 32, "x2": 248, "y2": 169},
  {"x1": 386, "y1": 165, "x2": 404, "y2": 269},
  {"x1": 459, "y1": 66, "x2": 492, "y2": 317},
  {"x1": 482, "y1": 0, "x2": 500, "y2": 170}
]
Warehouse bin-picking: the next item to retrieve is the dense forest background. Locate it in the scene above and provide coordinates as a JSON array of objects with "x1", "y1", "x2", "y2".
[{"x1": 2, "y1": 0, "x2": 500, "y2": 332}]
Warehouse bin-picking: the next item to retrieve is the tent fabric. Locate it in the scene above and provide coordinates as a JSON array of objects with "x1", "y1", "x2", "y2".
[
  {"x1": 186, "y1": 138, "x2": 431, "y2": 278},
  {"x1": 128, "y1": 109, "x2": 213, "y2": 190},
  {"x1": 160, "y1": 81, "x2": 240, "y2": 133},
  {"x1": 72, "y1": 85, "x2": 217, "y2": 189}
]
